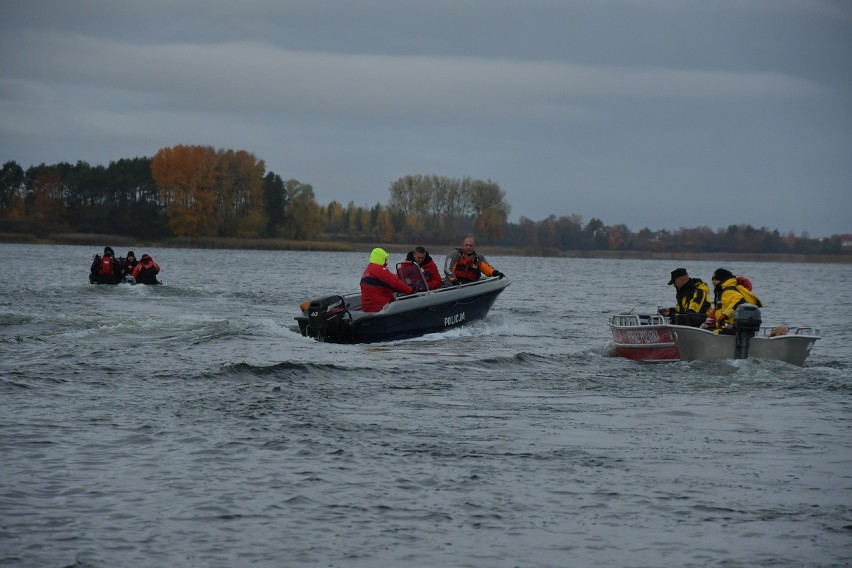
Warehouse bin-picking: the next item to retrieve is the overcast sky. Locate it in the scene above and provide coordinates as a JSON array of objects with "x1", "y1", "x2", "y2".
[{"x1": 1, "y1": 0, "x2": 850, "y2": 237}]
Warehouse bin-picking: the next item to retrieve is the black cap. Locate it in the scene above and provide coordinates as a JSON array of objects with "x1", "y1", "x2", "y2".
[
  {"x1": 712, "y1": 268, "x2": 734, "y2": 282},
  {"x1": 104, "y1": 246, "x2": 114, "y2": 257},
  {"x1": 667, "y1": 267, "x2": 687, "y2": 285},
  {"x1": 126, "y1": 251, "x2": 135, "y2": 258}
]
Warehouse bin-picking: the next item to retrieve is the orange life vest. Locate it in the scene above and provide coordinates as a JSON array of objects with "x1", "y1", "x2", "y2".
[{"x1": 452, "y1": 249, "x2": 481, "y2": 283}]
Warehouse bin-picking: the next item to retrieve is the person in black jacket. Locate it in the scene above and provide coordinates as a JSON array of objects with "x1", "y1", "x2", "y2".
[
  {"x1": 122, "y1": 251, "x2": 139, "y2": 277},
  {"x1": 131, "y1": 254, "x2": 161, "y2": 285},
  {"x1": 657, "y1": 267, "x2": 712, "y2": 326},
  {"x1": 89, "y1": 246, "x2": 123, "y2": 284}
]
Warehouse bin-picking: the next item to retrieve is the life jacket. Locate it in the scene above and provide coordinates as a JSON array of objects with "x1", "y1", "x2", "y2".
[
  {"x1": 736, "y1": 276, "x2": 753, "y2": 291},
  {"x1": 675, "y1": 278, "x2": 712, "y2": 315},
  {"x1": 452, "y1": 248, "x2": 482, "y2": 283},
  {"x1": 98, "y1": 256, "x2": 115, "y2": 276},
  {"x1": 722, "y1": 282, "x2": 763, "y2": 308},
  {"x1": 135, "y1": 262, "x2": 159, "y2": 284}
]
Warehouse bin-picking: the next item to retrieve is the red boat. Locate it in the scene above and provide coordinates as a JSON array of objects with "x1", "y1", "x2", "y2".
[{"x1": 608, "y1": 313, "x2": 679, "y2": 362}]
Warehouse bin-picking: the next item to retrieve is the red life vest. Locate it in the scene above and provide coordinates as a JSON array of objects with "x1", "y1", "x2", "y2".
[
  {"x1": 134, "y1": 262, "x2": 159, "y2": 284},
  {"x1": 98, "y1": 256, "x2": 115, "y2": 276},
  {"x1": 722, "y1": 281, "x2": 763, "y2": 308}
]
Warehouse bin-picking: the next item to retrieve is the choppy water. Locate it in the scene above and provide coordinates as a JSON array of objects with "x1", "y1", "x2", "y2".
[{"x1": 1, "y1": 243, "x2": 850, "y2": 567}]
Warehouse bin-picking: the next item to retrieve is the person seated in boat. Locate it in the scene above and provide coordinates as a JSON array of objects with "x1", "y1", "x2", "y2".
[
  {"x1": 657, "y1": 267, "x2": 712, "y2": 326},
  {"x1": 707, "y1": 268, "x2": 764, "y2": 334},
  {"x1": 89, "y1": 246, "x2": 123, "y2": 284},
  {"x1": 443, "y1": 235, "x2": 505, "y2": 286},
  {"x1": 122, "y1": 251, "x2": 139, "y2": 277},
  {"x1": 131, "y1": 254, "x2": 161, "y2": 285},
  {"x1": 400, "y1": 246, "x2": 443, "y2": 291},
  {"x1": 360, "y1": 247, "x2": 415, "y2": 312}
]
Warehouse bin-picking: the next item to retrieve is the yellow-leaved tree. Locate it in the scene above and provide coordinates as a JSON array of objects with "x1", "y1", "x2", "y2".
[
  {"x1": 151, "y1": 145, "x2": 268, "y2": 238},
  {"x1": 217, "y1": 149, "x2": 267, "y2": 238},
  {"x1": 151, "y1": 145, "x2": 219, "y2": 237}
]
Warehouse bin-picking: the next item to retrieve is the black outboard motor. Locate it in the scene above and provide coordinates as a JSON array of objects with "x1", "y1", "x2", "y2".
[
  {"x1": 734, "y1": 303, "x2": 762, "y2": 359},
  {"x1": 306, "y1": 295, "x2": 349, "y2": 342}
]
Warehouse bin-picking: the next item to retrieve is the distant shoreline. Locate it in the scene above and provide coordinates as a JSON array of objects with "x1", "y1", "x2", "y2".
[{"x1": 2, "y1": 232, "x2": 850, "y2": 264}]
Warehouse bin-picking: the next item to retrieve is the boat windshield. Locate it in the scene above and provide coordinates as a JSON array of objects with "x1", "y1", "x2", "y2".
[{"x1": 396, "y1": 261, "x2": 428, "y2": 292}]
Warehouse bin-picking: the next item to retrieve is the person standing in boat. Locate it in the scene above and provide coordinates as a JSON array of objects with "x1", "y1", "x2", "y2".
[
  {"x1": 131, "y1": 254, "x2": 161, "y2": 285},
  {"x1": 708, "y1": 268, "x2": 763, "y2": 334},
  {"x1": 89, "y1": 246, "x2": 123, "y2": 284},
  {"x1": 657, "y1": 267, "x2": 712, "y2": 326},
  {"x1": 401, "y1": 246, "x2": 443, "y2": 291},
  {"x1": 360, "y1": 248, "x2": 415, "y2": 312},
  {"x1": 443, "y1": 236, "x2": 505, "y2": 286}
]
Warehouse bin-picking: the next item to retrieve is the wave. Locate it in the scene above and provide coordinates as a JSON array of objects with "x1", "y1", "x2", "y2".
[{"x1": 196, "y1": 360, "x2": 360, "y2": 381}]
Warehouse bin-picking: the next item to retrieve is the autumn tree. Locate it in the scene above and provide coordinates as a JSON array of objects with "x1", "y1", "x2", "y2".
[
  {"x1": 29, "y1": 168, "x2": 66, "y2": 231},
  {"x1": 388, "y1": 174, "x2": 432, "y2": 237},
  {"x1": 216, "y1": 149, "x2": 267, "y2": 237},
  {"x1": 358, "y1": 207, "x2": 372, "y2": 236},
  {"x1": 584, "y1": 218, "x2": 607, "y2": 249},
  {"x1": 280, "y1": 180, "x2": 324, "y2": 239},
  {"x1": 375, "y1": 205, "x2": 395, "y2": 242},
  {"x1": 518, "y1": 216, "x2": 539, "y2": 247},
  {"x1": 152, "y1": 145, "x2": 219, "y2": 237},
  {"x1": 345, "y1": 201, "x2": 361, "y2": 235},
  {"x1": 325, "y1": 200, "x2": 346, "y2": 233},
  {"x1": 469, "y1": 179, "x2": 510, "y2": 242},
  {"x1": 387, "y1": 174, "x2": 509, "y2": 242},
  {"x1": 606, "y1": 224, "x2": 630, "y2": 250}
]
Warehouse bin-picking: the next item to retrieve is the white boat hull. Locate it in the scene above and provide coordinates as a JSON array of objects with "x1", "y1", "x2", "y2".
[{"x1": 671, "y1": 325, "x2": 819, "y2": 367}]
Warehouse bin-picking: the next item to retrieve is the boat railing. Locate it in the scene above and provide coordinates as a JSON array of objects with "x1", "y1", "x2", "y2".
[
  {"x1": 755, "y1": 325, "x2": 820, "y2": 338},
  {"x1": 609, "y1": 314, "x2": 639, "y2": 326},
  {"x1": 793, "y1": 326, "x2": 819, "y2": 336},
  {"x1": 609, "y1": 313, "x2": 667, "y2": 327},
  {"x1": 646, "y1": 314, "x2": 668, "y2": 325}
]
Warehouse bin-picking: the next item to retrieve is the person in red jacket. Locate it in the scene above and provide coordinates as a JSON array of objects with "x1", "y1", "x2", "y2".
[
  {"x1": 360, "y1": 248, "x2": 414, "y2": 312},
  {"x1": 401, "y1": 246, "x2": 443, "y2": 291},
  {"x1": 131, "y1": 254, "x2": 161, "y2": 285}
]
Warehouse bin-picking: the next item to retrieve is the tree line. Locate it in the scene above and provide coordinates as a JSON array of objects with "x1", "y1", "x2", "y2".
[{"x1": 0, "y1": 145, "x2": 848, "y2": 255}]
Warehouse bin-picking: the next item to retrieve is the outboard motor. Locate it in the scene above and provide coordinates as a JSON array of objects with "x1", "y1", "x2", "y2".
[
  {"x1": 734, "y1": 303, "x2": 762, "y2": 359},
  {"x1": 306, "y1": 295, "x2": 349, "y2": 341}
]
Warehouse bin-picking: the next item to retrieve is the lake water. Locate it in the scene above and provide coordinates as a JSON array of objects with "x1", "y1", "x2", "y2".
[{"x1": 1, "y1": 243, "x2": 850, "y2": 567}]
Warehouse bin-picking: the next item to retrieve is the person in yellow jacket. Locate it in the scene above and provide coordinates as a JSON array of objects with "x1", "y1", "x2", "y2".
[
  {"x1": 657, "y1": 267, "x2": 712, "y2": 326},
  {"x1": 709, "y1": 268, "x2": 763, "y2": 334}
]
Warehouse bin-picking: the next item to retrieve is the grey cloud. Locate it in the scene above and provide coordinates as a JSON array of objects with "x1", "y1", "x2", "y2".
[{"x1": 0, "y1": 0, "x2": 850, "y2": 235}]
